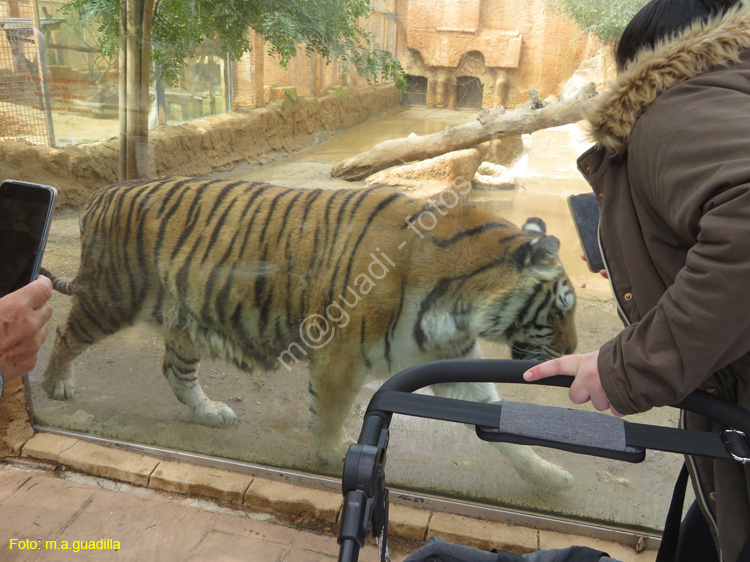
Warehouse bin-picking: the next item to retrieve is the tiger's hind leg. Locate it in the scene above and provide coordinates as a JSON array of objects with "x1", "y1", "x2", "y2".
[
  {"x1": 429, "y1": 381, "x2": 574, "y2": 491},
  {"x1": 162, "y1": 330, "x2": 237, "y2": 427},
  {"x1": 43, "y1": 297, "x2": 117, "y2": 399}
]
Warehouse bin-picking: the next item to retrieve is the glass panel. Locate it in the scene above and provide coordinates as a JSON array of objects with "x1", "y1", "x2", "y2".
[
  {"x1": 15, "y1": 0, "x2": 689, "y2": 539},
  {"x1": 28, "y1": 115, "x2": 685, "y2": 535}
]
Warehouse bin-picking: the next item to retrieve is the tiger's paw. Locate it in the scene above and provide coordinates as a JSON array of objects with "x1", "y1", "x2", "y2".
[
  {"x1": 520, "y1": 455, "x2": 574, "y2": 491},
  {"x1": 496, "y1": 442, "x2": 574, "y2": 491},
  {"x1": 193, "y1": 402, "x2": 238, "y2": 428},
  {"x1": 315, "y1": 436, "x2": 355, "y2": 465},
  {"x1": 43, "y1": 379, "x2": 75, "y2": 400}
]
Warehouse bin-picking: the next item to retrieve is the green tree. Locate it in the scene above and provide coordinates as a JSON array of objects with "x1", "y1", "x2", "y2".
[
  {"x1": 62, "y1": 0, "x2": 404, "y2": 179},
  {"x1": 547, "y1": 0, "x2": 650, "y2": 44}
]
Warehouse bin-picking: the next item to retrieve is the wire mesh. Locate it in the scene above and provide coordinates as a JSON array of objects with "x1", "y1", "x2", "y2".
[
  {"x1": 456, "y1": 75, "x2": 483, "y2": 110},
  {"x1": 0, "y1": 0, "x2": 53, "y2": 146}
]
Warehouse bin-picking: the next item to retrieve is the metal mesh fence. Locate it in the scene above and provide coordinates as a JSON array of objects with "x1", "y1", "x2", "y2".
[
  {"x1": 0, "y1": 0, "x2": 53, "y2": 146},
  {"x1": 402, "y1": 75, "x2": 427, "y2": 106},
  {"x1": 456, "y1": 75, "x2": 483, "y2": 110}
]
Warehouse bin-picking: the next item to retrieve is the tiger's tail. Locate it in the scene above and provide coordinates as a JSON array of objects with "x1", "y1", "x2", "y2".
[{"x1": 38, "y1": 267, "x2": 74, "y2": 296}]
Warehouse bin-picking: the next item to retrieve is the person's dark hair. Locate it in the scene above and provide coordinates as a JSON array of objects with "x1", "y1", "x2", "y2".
[{"x1": 615, "y1": 0, "x2": 743, "y2": 71}]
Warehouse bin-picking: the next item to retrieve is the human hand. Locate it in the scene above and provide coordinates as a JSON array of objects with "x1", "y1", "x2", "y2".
[
  {"x1": 523, "y1": 350, "x2": 622, "y2": 416},
  {"x1": 0, "y1": 276, "x2": 53, "y2": 383}
]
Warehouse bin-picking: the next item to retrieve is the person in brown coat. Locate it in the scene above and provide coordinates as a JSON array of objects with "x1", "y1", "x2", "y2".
[{"x1": 524, "y1": 1, "x2": 750, "y2": 561}]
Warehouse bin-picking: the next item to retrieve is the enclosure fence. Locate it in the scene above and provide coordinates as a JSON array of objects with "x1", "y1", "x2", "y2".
[{"x1": 0, "y1": 0, "x2": 54, "y2": 146}]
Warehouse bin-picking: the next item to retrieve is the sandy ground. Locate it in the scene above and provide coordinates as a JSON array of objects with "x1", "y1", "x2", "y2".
[{"x1": 25, "y1": 112, "x2": 686, "y2": 534}]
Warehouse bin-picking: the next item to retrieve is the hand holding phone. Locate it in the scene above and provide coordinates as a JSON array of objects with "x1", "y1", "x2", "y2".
[
  {"x1": 0, "y1": 180, "x2": 57, "y2": 298},
  {"x1": 568, "y1": 193, "x2": 605, "y2": 273},
  {"x1": 0, "y1": 276, "x2": 53, "y2": 382},
  {"x1": 0, "y1": 180, "x2": 56, "y2": 388}
]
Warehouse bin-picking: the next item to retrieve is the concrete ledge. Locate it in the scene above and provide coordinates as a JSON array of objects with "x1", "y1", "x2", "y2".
[
  {"x1": 427, "y1": 511, "x2": 537, "y2": 555},
  {"x1": 389, "y1": 504, "x2": 431, "y2": 541},
  {"x1": 149, "y1": 460, "x2": 253, "y2": 505},
  {"x1": 21, "y1": 432, "x2": 79, "y2": 462},
  {"x1": 23, "y1": 434, "x2": 158, "y2": 487},
  {"x1": 58, "y1": 440, "x2": 159, "y2": 487},
  {"x1": 244, "y1": 478, "x2": 342, "y2": 524},
  {"x1": 540, "y1": 529, "x2": 656, "y2": 561}
]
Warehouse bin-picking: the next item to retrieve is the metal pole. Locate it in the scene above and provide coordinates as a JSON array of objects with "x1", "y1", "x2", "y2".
[{"x1": 32, "y1": 0, "x2": 54, "y2": 146}]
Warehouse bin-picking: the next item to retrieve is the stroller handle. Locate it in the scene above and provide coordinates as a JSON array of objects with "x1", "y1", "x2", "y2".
[
  {"x1": 371, "y1": 358, "x2": 750, "y2": 435},
  {"x1": 338, "y1": 359, "x2": 750, "y2": 562}
]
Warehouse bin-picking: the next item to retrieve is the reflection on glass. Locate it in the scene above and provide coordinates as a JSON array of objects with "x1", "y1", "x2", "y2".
[
  {"x1": 28, "y1": 111, "x2": 684, "y2": 535},
  {"x1": 36, "y1": 0, "x2": 119, "y2": 145},
  {"x1": 154, "y1": 39, "x2": 229, "y2": 126}
]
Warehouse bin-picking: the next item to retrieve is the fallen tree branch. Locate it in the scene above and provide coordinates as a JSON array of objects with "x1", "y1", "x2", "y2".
[{"x1": 331, "y1": 83, "x2": 598, "y2": 181}]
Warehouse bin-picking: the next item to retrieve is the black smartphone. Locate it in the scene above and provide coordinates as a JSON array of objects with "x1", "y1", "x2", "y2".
[
  {"x1": 0, "y1": 180, "x2": 57, "y2": 298},
  {"x1": 568, "y1": 193, "x2": 605, "y2": 273}
]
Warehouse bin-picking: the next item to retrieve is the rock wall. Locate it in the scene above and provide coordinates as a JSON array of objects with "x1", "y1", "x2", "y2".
[
  {"x1": 396, "y1": 0, "x2": 601, "y2": 108},
  {"x1": 0, "y1": 85, "x2": 401, "y2": 209}
]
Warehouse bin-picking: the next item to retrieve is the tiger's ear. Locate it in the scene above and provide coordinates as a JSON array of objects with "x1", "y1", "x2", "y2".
[
  {"x1": 522, "y1": 217, "x2": 546, "y2": 235},
  {"x1": 511, "y1": 235, "x2": 562, "y2": 279}
]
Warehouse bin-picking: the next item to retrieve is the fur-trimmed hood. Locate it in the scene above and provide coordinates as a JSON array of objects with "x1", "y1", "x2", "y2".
[{"x1": 587, "y1": 4, "x2": 750, "y2": 154}]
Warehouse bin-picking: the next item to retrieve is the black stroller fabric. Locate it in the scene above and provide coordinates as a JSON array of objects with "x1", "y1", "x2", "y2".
[
  {"x1": 336, "y1": 359, "x2": 750, "y2": 562},
  {"x1": 403, "y1": 537, "x2": 616, "y2": 562}
]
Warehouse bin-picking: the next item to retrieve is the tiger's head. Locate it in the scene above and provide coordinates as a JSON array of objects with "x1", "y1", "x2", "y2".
[{"x1": 472, "y1": 217, "x2": 577, "y2": 361}]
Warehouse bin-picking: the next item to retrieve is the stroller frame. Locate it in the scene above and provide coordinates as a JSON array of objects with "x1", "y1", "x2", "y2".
[{"x1": 336, "y1": 359, "x2": 750, "y2": 562}]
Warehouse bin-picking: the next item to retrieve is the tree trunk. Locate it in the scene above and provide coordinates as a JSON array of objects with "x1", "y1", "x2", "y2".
[
  {"x1": 330, "y1": 84, "x2": 598, "y2": 181},
  {"x1": 118, "y1": 0, "x2": 126, "y2": 180},
  {"x1": 119, "y1": 0, "x2": 154, "y2": 181}
]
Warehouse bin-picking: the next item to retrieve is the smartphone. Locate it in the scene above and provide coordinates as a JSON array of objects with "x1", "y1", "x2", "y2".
[
  {"x1": 567, "y1": 193, "x2": 605, "y2": 273},
  {"x1": 0, "y1": 180, "x2": 57, "y2": 298}
]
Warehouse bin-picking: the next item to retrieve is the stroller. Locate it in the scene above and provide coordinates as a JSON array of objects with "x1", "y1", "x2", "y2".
[{"x1": 336, "y1": 359, "x2": 750, "y2": 562}]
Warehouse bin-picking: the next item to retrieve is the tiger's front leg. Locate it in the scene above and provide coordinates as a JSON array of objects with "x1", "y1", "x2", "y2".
[
  {"x1": 162, "y1": 331, "x2": 237, "y2": 427},
  {"x1": 307, "y1": 360, "x2": 365, "y2": 464},
  {"x1": 430, "y1": 381, "x2": 574, "y2": 491}
]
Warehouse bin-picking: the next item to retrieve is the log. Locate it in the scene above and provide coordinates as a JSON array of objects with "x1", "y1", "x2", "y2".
[{"x1": 331, "y1": 83, "x2": 598, "y2": 181}]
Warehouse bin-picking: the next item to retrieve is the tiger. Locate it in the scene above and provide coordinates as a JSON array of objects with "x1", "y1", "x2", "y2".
[{"x1": 41, "y1": 176, "x2": 578, "y2": 490}]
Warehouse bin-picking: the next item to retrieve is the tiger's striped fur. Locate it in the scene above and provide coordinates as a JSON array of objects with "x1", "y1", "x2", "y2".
[{"x1": 42, "y1": 177, "x2": 577, "y2": 489}]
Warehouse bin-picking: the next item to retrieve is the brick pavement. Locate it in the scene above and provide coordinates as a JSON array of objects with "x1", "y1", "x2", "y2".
[
  {"x1": 0, "y1": 463, "x2": 400, "y2": 561},
  {"x1": 0, "y1": 432, "x2": 658, "y2": 562}
]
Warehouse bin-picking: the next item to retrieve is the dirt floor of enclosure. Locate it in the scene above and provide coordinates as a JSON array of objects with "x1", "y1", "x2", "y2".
[{"x1": 26, "y1": 108, "x2": 686, "y2": 534}]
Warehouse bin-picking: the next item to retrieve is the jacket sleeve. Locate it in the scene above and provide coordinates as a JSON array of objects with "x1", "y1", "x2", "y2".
[{"x1": 598, "y1": 75, "x2": 750, "y2": 414}]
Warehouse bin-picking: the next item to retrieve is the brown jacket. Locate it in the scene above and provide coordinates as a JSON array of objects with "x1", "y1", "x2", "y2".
[{"x1": 577, "y1": 6, "x2": 750, "y2": 561}]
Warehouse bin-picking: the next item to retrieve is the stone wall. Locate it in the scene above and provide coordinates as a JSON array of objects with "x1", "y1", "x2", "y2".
[
  {"x1": 0, "y1": 85, "x2": 401, "y2": 210},
  {"x1": 396, "y1": 0, "x2": 601, "y2": 109}
]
